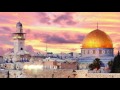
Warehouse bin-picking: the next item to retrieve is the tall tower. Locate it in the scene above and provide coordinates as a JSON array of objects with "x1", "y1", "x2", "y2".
[{"x1": 13, "y1": 22, "x2": 26, "y2": 54}]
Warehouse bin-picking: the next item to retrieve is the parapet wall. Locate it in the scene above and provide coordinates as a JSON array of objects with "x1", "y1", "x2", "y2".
[
  {"x1": 23, "y1": 70, "x2": 120, "y2": 78},
  {"x1": 0, "y1": 70, "x2": 8, "y2": 78},
  {"x1": 23, "y1": 69, "x2": 75, "y2": 78},
  {"x1": 1, "y1": 69, "x2": 120, "y2": 78},
  {"x1": 86, "y1": 73, "x2": 120, "y2": 78}
]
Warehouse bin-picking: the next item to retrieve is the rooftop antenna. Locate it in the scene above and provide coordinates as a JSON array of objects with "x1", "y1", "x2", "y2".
[
  {"x1": 46, "y1": 42, "x2": 48, "y2": 53},
  {"x1": 45, "y1": 41, "x2": 48, "y2": 57}
]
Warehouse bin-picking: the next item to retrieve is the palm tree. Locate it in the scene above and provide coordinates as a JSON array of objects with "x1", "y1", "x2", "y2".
[{"x1": 89, "y1": 58, "x2": 102, "y2": 70}]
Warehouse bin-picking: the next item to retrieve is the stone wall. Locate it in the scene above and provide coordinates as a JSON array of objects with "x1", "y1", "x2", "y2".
[
  {"x1": 23, "y1": 69, "x2": 75, "y2": 78},
  {"x1": 9, "y1": 70, "x2": 24, "y2": 78},
  {"x1": 0, "y1": 63, "x2": 15, "y2": 70},
  {"x1": 1, "y1": 69, "x2": 120, "y2": 78},
  {"x1": 76, "y1": 70, "x2": 120, "y2": 78},
  {"x1": 0, "y1": 70, "x2": 25, "y2": 78},
  {"x1": 0, "y1": 70, "x2": 8, "y2": 78},
  {"x1": 86, "y1": 73, "x2": 120, "y2": 78},
  {"x1": 23, "y1": 70, "x2": 120, "y2": 78}
]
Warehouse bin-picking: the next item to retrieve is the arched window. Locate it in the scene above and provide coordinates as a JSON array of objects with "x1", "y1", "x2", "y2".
[
  {"x1": 93, "y1": 50, "x2": 96, "y2": 54},
  {"x1": 102, "y1": 50, "x2": 105, "y2": 54},
  {"x1": 88, "y1": 50, "x2": 89, "y2": 54},
  {"x1": 90, "y1": 50, "x2": 93, "y2": 54},
  {"x1": 84, "y1": 50, "x2": 85, "y2": 54},
  {"x1": 105, "y1": 50, "x2": 107, "y2": 54},
  {"x1": 99, "y1": 50, "x2": 102, "y2": 54},
  {"x1": 111, "y1": 50, "x2": 113, "y2": 54},
  {"x1": 81, "y1": 50, "x2": 83, "y2": 54}
]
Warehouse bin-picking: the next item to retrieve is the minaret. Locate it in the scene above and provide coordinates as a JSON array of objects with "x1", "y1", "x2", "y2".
[{"x1": 13, "y1": 22, "x2": 26, "y2": 54}]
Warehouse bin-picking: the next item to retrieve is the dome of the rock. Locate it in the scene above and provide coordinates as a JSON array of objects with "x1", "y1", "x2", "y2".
[{"x1": 82, "y1": 29, "x2": 113, "y2": 48}]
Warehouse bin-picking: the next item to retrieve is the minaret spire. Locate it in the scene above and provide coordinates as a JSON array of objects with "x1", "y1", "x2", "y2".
[{"x1": 97, "y1": 22, "x2": 98, "y2": 29}]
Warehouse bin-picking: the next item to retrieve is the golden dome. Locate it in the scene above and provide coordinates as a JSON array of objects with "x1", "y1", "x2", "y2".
[{"x1": 82, "y1": 29, "x2": 113, "y2": 48}]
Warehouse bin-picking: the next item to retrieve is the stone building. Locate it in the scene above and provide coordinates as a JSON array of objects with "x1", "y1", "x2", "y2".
[{"x1": 43, "y1": 59, "x2": 78, "y2": 70}]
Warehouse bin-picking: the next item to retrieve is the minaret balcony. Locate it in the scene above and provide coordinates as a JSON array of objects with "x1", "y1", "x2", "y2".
[{"x1": 12, "y1": 33, "x2": 26, "y2": 40}]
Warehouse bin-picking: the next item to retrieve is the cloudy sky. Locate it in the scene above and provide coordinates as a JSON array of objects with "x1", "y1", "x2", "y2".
[{"x1": 0, "y1": 12, "x2": 120, "y2": 55}]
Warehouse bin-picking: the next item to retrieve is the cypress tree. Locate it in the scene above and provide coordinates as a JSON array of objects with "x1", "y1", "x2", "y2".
[{"x1": 111, "y1": 51, "x2": 120, "y2": 73}]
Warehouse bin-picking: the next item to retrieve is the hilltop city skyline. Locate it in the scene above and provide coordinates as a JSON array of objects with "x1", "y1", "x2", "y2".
[{"x1": 0, "y1": 12, "x2": 120, "y2": 55}]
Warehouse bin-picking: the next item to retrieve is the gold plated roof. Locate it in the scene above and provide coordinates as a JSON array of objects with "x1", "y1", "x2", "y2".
[{"x1": 82, "y1": 29, "x2": 113, "y2": 48}]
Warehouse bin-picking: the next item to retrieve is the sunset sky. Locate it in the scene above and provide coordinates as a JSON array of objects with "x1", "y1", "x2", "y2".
[{"x1": 0, "y1": 12, "x2": 120, "y2": 55}]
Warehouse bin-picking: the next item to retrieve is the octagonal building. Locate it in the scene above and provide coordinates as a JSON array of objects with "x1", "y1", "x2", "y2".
[{"x1": 79, "y1": 28, "x2": 114, "y2": 65}]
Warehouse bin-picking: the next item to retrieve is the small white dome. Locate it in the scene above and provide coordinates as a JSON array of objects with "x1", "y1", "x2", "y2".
[{"x1": 16, "y1": 21, "x2": 22, "y2": 27}]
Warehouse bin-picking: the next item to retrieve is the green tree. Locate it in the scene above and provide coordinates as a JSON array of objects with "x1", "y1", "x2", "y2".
[
  {"x1": 89, "y1": 58, "x2": 102, "y2": 70},
  {"x1": 89, "y1": 64, "x2": 94, "y2": 70},
  {"x1": 111, "y1": 51, "x2": 120, "y2": 73}
]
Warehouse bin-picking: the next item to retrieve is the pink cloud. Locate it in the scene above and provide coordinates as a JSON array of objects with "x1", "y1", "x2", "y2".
[
  {"x1": 25, "y1": 45, "x2": 35, "y2": 54},
  {"x1": 53, "y1": 13, "x2": 77, "y2": 26},
  {"x1": 26, "y1": 30, "x2": 85, "y2": 44},
  {"x1": 0, "y1": 12, "x2": 120, "y2": 54}
]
